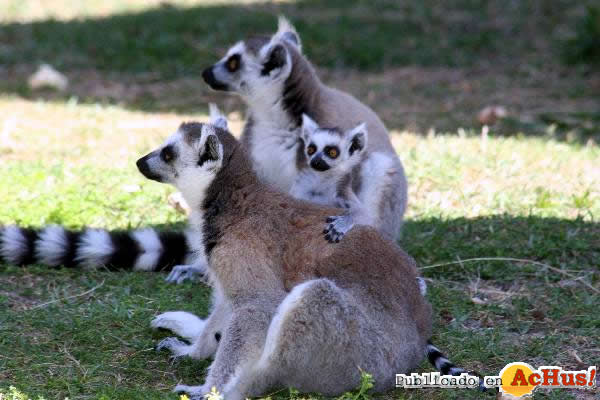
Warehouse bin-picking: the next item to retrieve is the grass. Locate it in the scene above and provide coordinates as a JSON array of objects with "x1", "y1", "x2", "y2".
[{"x1": 0, "y1": 1, "x2": 599, "y2": 400}]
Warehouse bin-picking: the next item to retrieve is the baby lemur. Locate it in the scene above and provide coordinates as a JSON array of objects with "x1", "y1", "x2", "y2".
[
  {"x1": 290, "y1": 114, "x2": 400, "y2": 243},
  {"x1": 139, "y1": 120, "x2": 485, "y2": 398},
  {"x1": 137, "y1": 121, "x2": 431, "y2": 399}
]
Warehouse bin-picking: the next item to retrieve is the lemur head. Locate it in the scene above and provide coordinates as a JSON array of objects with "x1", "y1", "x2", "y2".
[
  {"x1": 202, "y1": 16, "x2": 301, "y2": 98},
  {"x1": 301, "y1": 114, "x2": 367, "y2": 173},
  {"x1": 136, "y1": 106, "x2": 234, "y2": 206}
]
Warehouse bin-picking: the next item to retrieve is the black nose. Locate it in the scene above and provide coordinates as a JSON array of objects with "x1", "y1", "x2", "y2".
[
  {"x1": 136, "y1": 154, "x2": 164, "y2": 182},
  {"x1": 202, "y1": 66, "x2": 230, "y2": 91},
  {"x1": 310, "y1": 156, "x2": 330, "y2": 172}
]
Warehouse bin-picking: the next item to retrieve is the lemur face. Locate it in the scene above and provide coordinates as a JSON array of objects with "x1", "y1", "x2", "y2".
[
  {"x1": 201, "y1": 17, "x2": 300, "y2": 98},
  {"x1": 301, "y1": 114, "x2": 367, "y2": 173},
  {"x1": 136, "y1": 122, "x2": 224, "y2": 204}
]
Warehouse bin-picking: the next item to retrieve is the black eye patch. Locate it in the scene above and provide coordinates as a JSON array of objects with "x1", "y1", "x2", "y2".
[
  {"x1": 226, "y1": 54, "x2": 241, "y2": 73},
  {"x1": 160, "y1": 145, "x2": 176, "y2": 163}
]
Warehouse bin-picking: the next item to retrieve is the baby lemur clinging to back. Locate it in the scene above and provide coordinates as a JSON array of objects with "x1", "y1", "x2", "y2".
[
  {"x1": 290, "y1": 114, "x2": 399, "y2": 242},
  {"x1": 137, "y1": 120, "x2": 431, "y2": 399}
]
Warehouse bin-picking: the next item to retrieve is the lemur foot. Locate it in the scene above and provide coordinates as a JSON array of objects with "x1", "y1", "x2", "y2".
[
  {"x1": 323, "y1": 214, "x2": 355, "y2": 243},
  {"x1": 151, "y1": 311, "x2": 206, "y2": 341},
  {"x1": 156, "y1": 337, "x2": 193, "y2": 360},
  {"x1": 417, "y1": 277, "x2": 427, "y2": 296},
  {"x1": 165, "y1": 264, "x2": 205, "y2": 284},
  {"x1": 173, "y1": 384, "x2": 208, "y2": 398},
  {"x1": 167, "y1": 191, "x2": 191, "y2": 215}
]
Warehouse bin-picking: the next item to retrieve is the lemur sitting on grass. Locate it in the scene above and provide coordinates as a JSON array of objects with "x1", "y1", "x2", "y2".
[{"x1": 138, "y1": 117, "x2": 484, "y2": 398}]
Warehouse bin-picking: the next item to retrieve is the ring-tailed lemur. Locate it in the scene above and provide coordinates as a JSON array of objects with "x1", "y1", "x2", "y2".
[
  {"x1": 201, "y1": 17, "x2": 407, "y2": 241},
  {"x1": 0, "y1": 225, "x2": 194, "y2": 278},
  {"x1": 290, "y1": 114, "x2": 401, "y2": 243},
  {"x1": 139, "y1": 120, "x2": 485, "y2": 398}
]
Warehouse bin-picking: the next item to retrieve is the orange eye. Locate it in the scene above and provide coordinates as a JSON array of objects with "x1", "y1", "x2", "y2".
[
  {"x1": 328, "y1": 148, "x2": 338, "y2": 158},
  {"x1": 307, "y1": 144, "x2": 316, "y2": 155}
]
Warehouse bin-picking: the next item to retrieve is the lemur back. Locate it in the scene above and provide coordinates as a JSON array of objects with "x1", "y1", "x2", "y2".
[{"x1": 201, "y1": 17, "x2": 408, "y2": 240}]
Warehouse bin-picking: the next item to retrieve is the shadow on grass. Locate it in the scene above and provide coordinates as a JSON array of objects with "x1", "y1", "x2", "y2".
[
  {"x1": 2, "y1": 214, "x2": 597, "y2": 280},
  {"x1": 0, "y1": 213, "x2": 597, "y2": 399},
  {"x1": 108, "y1": 214, "x2": 600, "y2": 281},
  {"x1": 0, "y1": 0, "x2": 598, "y2": 141}
]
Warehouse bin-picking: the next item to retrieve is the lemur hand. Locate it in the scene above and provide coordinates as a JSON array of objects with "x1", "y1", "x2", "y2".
[
  {"x1": 165, "y1": 264, "x2": 206, "y2": 284},
  {"x1": 323, "y1": 214, "x2": 355, "y2": 243}
]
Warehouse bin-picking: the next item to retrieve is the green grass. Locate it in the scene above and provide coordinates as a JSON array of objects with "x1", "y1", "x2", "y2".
[
  {"x1": 0, "y1": 99, "x2": 598, "y2": 400},
  {"x1": 1, "y1": 1, "x2": 599, "y2": 399}
]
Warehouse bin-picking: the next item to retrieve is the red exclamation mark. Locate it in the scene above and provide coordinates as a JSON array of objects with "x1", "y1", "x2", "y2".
[{"x1": 589, "y1": 367, "x2": 596, "y2": 387}]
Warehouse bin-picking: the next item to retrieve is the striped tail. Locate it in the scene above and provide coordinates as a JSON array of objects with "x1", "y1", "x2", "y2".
[
  {"x1": 0, "y1": 225, "x2": 189, "y2": 272},
  {"x1": 426, "y1": 340, "x2": 487, "y2": 392}
]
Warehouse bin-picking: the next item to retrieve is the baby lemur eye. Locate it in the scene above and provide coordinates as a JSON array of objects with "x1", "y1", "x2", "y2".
[
  {"x1": 307, "y1": 144, "x2": 317, "y2": 155},
  {"x1": 326, "y1": 146, "x2": 339, "y2": 159},
  {"x1": 226, "y1": 54, "x2": 241, "y2": 72},
  {"x1": 160, "y1": 145, "x2": 175, "y2": 163}
]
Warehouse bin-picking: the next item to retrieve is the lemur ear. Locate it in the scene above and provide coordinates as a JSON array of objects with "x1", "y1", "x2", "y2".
[
  {"x1": 348, "y1": 123, "x2": 367, "y2": 156},
  {"x1": 301, "y1": 113, "x2": 319, "y2": 140},
  {"x1": 261, "y1": 43, "x2": 288, "y2": 76},
  {"x1": 198, "y1": 134, "x2": 221, "y2": 166},
  {"x1": 209, "y1": 103, "x2": 228, "y2": 130},
  {"x1": 276, "y1": 16, "x2": 302, "y2": 51}
]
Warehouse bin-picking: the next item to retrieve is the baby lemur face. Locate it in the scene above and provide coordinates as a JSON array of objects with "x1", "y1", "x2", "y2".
[
  {"x1": 301, "y1": 114, "x2": 367, "y2": 173},
  {"x1": 201, "y1": 17, "x2": 299, "y2": 97},
  {"x1": 136, "y1": 122, "x2": 224, "y2": 205}
]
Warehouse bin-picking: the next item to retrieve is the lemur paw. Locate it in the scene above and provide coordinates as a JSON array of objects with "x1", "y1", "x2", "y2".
[
  {"x1": 151, "y1": 311, "x2": 206, "y2": 340},
  {"x1": 165, "y1": 264, "x2": 205, "y2": 284},
  {"x1": 323, "y1": 214, "x2": 355, "y2": 243},
  {"x1": 156, "y1": 337, "x2": 192, "y2": 360},
  {"x1": 173, "y1": 384, "x2": 208, "y2": 398},
  {"x1": 417, "y1": 277, "x2": 427, "y2": 296}
]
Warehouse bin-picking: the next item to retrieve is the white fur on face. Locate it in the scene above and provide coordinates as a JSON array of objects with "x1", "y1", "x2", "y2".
[
  {"x1": 303, "y1": 130, "x2": 351, "y2": 170},
  {"x1": 173, "y1": 124, "x2": 223, "y2": 208}
]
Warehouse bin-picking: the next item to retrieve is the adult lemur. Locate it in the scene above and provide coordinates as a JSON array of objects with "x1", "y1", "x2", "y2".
[
  {"x1": 201, "y1": 17, "x2": 407, "y2": 241},
  {"x1": 136, "y1": 120, "x2": 451, "y2": 399}
]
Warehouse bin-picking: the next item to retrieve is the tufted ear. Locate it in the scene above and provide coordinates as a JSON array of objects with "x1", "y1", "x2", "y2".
[
  {"x1": 301, "y1": 114, "x2": 319, "y2": 142},
  {"x1": 347, "y1": 123, "x2": 367, "y2": 156},
  {"x1": 208, "y1": 103, "x2": 228, "y2": 130},
  {"x1": 261, "y1": 43, "x2": 289, "y2": 77},
  {"x1": 198, "y1": 134, "x2": 221, "y2": 166},
  {"x1": 276, "y1": 16, "x2": 301, "y2": 51}
]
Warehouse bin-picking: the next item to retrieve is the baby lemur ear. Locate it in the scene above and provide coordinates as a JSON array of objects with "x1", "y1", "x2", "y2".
[
  {"x1": 301, "y1": 113, "x2": 319, "y2": 141},
  {"x1": 276, "y1": 16, "x2": 302, "y2": 51},
  {"x1": 209, "y1": 103, "x2": 228, "y2": 131},
  {"x1": 198, "y1": 134, "x2": 221, "y2": 166},
  {"x1": 261, "y1": 43, "x2": 288, "y2": 77},
  {"x1": 348, "y1": 123, "x2": 367, "y2": 156}
]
